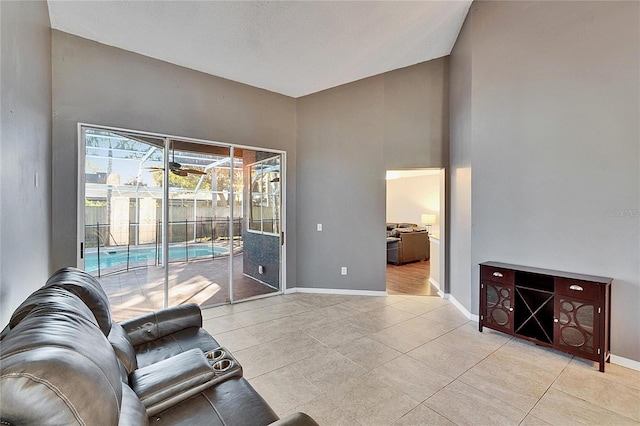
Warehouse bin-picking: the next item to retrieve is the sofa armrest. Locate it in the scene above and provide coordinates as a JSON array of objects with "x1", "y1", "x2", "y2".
[
  {"x1": 120, "y1": 303, "x2": 203, "y2": 346},
  {"x1": 270, "y1": 412, "x2": 319, "y2": 426},
  {"x1": 397, "y1": 231, "x2": 429, "y2": 264},
  {"x1": 130, "y1": 348, "x2": 216, "y2": 416}
]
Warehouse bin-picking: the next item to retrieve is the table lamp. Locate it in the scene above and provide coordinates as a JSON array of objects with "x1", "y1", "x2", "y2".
[{"x1": 421, "y1": 214, "x2": 436, "y2": 233}]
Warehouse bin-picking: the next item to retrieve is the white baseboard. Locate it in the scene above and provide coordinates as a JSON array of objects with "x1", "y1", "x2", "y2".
[
  {"x1": 444, "y1": 293, "x2": 479, "y2": 322},
  {"x1": 285, "y1": 287, "x2": 388, "y2": 297},
  {"x1": 428, "y1": 277, "x2": 441, "y2": 291},
  {"x1": 437, "y1": 295, "x2": 640, "y2": 371},
  {"x1": 610, "y1": 354, "x2": 640, "y2": 371}
]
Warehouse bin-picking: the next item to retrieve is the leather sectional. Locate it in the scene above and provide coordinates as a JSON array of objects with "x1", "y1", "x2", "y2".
[{"x1": 0, "y1": 267, "x2": 317, "y2": 426}]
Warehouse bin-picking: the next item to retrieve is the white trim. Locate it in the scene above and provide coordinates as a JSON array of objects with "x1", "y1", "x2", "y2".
[
  {"x1": 241, "y1": 273, "x2": 278, "y2": 290},
  {"x1": 78, "y1": 122, "x2": 286, "y2": 155},
  {"x1": 280, "y1": 153, "x2": 286, "y2": 296},
  {"x1": 76, "y1": 124, "x2": 85, "y2": 269},
  {"x1": 163, "y1": 137, "x2": 170, "y2": 308},
  {"x1": 610, "y1": 354, "x2": 640, "y2": 371},
  {"x1": 228, "y1": 145, "x2": 235, "y2": 304},
  {"x1": 444, "y1": 293, "x2": 479, "y2": 322},
  {"x1": 428, "y1": 277, "x2": 441, "y2": 291},
  {"x1": 285, "y1": 287, "x2": 388, "y2": 297},
  {"x1": 246, "y1": 229, "x2": 281, "y2": 237}
]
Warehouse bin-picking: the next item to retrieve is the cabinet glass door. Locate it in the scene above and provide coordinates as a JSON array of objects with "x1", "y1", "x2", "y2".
[
  {"x1": 554, "y1": 296, "x2": 599, "y2": 359},
  {"x1": 484, "y1": 282, "x2": 514, "y2": 332}
]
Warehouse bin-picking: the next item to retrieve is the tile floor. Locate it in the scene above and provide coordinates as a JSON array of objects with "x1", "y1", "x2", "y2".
[{"x1": 201, "y1": 293, "x2": 640, "y2": 426}]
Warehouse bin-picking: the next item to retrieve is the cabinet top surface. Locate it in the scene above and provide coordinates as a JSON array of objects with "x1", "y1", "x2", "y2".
[{"x1": 480, "y1": 261, "x2": 613, "y2": 284}]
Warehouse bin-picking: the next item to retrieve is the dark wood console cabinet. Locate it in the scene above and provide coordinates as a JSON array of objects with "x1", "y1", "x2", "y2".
[{"x1": 479, "y1": 262, "x2": 612, "y2": 372}]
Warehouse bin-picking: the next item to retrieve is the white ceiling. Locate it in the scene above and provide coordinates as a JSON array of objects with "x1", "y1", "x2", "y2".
[{"x1": 47, "y1": 1, "x2": 471, "y2": 98}]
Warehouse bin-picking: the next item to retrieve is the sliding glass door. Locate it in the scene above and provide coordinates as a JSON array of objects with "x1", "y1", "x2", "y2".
[
  {"x1": 166, "y1": 140, "x2": 233, "y2": 307},
  {"x1": 234, "y1": 150, "x2": 281, "y2": 302},
  {"x1": 79, "y1": 125, "x2": 284, "y2": 320},
  {"x1": 81, "y1": 127, "x2": 166, "y2": 319}
]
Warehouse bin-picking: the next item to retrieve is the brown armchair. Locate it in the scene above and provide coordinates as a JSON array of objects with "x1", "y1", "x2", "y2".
[{"x1": 387, "y1": 231, "x2": 430, "y2": 265}]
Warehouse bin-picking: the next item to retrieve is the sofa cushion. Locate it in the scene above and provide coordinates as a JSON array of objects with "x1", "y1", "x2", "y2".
[
  {"x1": 130, "y1": 348, "x2": 216, "y2": 416},
  {"x1": 0, "y1": 302, "x2": 123, "y2": 425},
  {"x1": 45, "y1": 267, "x2": 113, "y2": 336},
  {"x1": 151, "y1": 378, "x2": 279, "y2": 426},
  {"x1": 8, "y1": 286, "x2": 98, "y2": 330},
  {"x1": 121, "y1": 303, "x2": 203, "y2": 346},
  {"x1": 390, "y1": 227, "x2": 416, "y2": 237},
  {"x1": 133, "y1": 326, "x2": 219, "y2": 369},
  {"x1": 120, "y1": 383, "x2": 149, "y2": 426},
  {"x1": 109, "y1": 320, "x2": 138, "y2": 375}
]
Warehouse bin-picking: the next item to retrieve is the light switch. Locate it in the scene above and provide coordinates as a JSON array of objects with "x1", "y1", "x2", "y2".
[{"x1": 317, "y1": 223, "x2": 323, "y2": 231}]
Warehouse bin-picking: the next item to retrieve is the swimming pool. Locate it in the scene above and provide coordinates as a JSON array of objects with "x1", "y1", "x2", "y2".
[{"x1": 84, "y1": 244, "x2": 229, "y2": 273}]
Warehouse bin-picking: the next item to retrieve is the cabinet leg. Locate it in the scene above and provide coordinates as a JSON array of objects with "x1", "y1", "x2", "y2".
[
  {"x1": 478, "y1": 322, "x2": 483, "y2": 332},
  {"x1": 599, "y1": 360, "x2": 605, "y2": 373}
]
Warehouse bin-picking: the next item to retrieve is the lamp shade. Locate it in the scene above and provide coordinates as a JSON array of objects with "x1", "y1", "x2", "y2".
[{"x1": 421, "y1": 214, "x2": 436, "y2": 225}]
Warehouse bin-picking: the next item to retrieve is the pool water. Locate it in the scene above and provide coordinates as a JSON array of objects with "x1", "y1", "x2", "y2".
[{"x1": 84, "y1": 244, "x2": 228, "y2": 272}]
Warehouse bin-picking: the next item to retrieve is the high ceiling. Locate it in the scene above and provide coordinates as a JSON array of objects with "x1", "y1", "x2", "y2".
[{"x1": 47, "y1": 1, "x2": 472, "y2": 98}]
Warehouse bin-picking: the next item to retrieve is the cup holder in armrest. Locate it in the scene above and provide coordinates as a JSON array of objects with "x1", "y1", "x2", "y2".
[
  {"x1": 213, "y1": 359, "x2": 233, "y2": 372},
  {"x1": 204, "y1": 347, "x2": 243, "y2": 383},
  {"x1": 205, "y1": 349, "x2": 225, "y2": 362}
]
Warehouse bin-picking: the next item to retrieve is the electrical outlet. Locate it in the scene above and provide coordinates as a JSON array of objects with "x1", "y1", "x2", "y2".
[
  {"x1": 317, "y1": 223, "x2": 323, "y2": 231},
  {"x1": 341, "y1": 267, "x2": 347, "y2": 275}
]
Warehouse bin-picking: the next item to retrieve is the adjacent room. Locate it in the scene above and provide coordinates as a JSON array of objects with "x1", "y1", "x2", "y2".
[
  {"x1": 385, "y1": 169, "x2": 443, "y2": 296},
  {"x1": 2, "y1": 1, "x2": 638, "y2": 425}
]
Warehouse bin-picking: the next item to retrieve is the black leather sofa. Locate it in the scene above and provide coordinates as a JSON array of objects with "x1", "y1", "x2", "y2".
[{"x1": 0, "y1": 267, "x2": 317, "y2": 426}]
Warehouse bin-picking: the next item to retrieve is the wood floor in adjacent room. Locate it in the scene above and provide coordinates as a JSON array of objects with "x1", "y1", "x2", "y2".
[{"x1": 386, "y1": 260, "x2": 439, "y2": 296}]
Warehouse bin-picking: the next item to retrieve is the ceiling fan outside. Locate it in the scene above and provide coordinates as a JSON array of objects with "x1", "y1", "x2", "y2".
[
  {"x1": 146, "y1": 162, "x2": 206, "y2": 176},
  {"x1": 145, "y1": 147, "x2": 206, "y2": 176}
]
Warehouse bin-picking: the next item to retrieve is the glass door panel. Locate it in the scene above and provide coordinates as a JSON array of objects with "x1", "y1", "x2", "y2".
[
  {"x1": 82, "y1": 128, "x2": 165, "y2": 321},
  {"x1": 167, "y1": 140, "x2": 232, "y2": 307},
  {"x1": 234, "y1": 149, "x2": 282, "y2": 302}
]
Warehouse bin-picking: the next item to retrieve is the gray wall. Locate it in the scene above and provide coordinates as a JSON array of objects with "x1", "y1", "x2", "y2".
[
  {"x1": 51, "y1": 31, "x2": 298, "y2": 287},
  {"x1": 449, "y1": 1, "x2": 640, "y2": 362},
  {"x1": 0, "y1": 1, "x2": 52, "y2": 326},
  {"x1": 448, "y1": 6, "x2": 473, "y2": 306},
  {"x1": 296, "y1": 59, "x2": 449, "y2": 291}
]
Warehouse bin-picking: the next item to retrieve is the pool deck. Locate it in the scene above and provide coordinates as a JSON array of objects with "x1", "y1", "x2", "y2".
[{"x1": 96, "y1": 253, "x2": 278, "y2": 322}]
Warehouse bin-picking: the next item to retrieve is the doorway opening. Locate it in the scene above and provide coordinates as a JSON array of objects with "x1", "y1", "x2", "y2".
[{"x1": 385, "y1": 168, "x2": 445, "y2": 296}]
